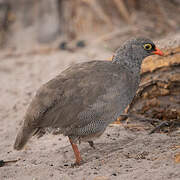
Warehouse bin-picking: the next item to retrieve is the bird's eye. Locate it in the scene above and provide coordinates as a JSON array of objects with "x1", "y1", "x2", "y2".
[{"x1": 143, "y1": 44, "x2": 152, "y2": 50}]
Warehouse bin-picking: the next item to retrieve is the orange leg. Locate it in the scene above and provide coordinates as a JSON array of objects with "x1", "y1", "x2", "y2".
[{"x1": 69, "y1": 137, "x2": 83, "y2": 165}]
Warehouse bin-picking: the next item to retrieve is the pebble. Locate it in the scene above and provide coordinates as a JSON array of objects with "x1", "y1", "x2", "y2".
[{"x1": 93, "y1": 176, "x2": 110, "y2": 180}]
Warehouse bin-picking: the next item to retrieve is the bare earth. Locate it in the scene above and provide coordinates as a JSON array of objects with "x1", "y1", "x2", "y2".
[{"x1": 0, "y1": 44, "x2": 180, "y2": 180}]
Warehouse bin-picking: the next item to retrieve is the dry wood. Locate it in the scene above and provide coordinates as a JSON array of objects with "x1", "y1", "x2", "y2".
[{"x1": 118, "y1": 47, "x2": 180, "y2": 133}]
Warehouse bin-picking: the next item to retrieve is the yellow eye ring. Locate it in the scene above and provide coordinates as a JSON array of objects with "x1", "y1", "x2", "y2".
[{"x1": 144, "y1": 44, "x2": 152, "y2": 50}]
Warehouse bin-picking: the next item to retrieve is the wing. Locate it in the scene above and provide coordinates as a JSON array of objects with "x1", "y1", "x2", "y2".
[{"x1": 25, "y1": 60, "x2": 139, "y2": 132}]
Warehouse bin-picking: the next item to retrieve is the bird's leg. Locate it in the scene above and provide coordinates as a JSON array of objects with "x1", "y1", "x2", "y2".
[
  {"x1": 88, "y1": 141, "x2": 95, "y2": 149},
  {"x1": 69, "y1": 137, "x2": 83, "y2": 166}
]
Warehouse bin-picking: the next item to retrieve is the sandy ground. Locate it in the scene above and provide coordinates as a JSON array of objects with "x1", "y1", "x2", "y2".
[{"x1": 0, "y1": 44, "x2": 180, "y2": 180}]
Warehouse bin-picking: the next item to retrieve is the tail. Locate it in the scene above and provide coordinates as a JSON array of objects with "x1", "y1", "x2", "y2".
[{"x1": 14, "y1": 123, "x2": 35, "y2": 150}]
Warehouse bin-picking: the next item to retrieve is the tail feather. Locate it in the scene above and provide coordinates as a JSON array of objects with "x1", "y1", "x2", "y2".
[{"x1": 14, "y1": 123, "x2": 35, "y2": 150}]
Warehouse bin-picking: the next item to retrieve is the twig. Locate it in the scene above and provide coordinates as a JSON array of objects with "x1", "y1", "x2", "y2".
[
  {"x1": 149, "y1": 119, "x2": 180, "y2": 134},
  {"x1": 119, "y1": 113, "x2": 161, "y2": 123},
  {"x1": 149, "y1": 121, "x2": 169, "y2": 134},
  {"x1": 0, "y1": 159, "x2": 19, "y2": 167}
]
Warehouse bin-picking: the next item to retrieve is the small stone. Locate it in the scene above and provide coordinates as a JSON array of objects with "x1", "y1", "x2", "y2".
[{"x1": 112, "y1": 173, "x2": 117, "y2": 176}]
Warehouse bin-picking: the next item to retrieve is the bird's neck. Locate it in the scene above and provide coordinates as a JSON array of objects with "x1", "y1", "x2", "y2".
[{"x1": 112, "y1": 54, "x2": 142, "y2": 75}]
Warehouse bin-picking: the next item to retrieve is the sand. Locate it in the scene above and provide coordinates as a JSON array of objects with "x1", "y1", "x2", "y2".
[{"x1": 0, "y1": 45, "x2": 180, "y2": 180}]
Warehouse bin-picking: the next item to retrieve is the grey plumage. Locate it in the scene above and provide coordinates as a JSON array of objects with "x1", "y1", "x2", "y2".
[{"x1": 14, "y1": 38, "x2": 163, "y2": 156}]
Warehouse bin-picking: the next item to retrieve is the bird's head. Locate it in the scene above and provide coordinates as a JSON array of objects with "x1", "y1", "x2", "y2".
[
  {"x1": 112, "y1": 37, "x2": 164, "y2": 72},
  {"x1": 128, "y1": 37, "x2": 163, "y2": 57}
]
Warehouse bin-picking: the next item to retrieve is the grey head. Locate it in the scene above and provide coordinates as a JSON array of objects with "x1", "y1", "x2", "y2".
[{"x1": 112, "y1": 37, "x2": 163, "y2": 73}]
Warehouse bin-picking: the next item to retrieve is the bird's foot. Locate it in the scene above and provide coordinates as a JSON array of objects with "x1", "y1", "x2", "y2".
[{"x1": 71, "y1": 159, "x2": 85, "y2": 167}]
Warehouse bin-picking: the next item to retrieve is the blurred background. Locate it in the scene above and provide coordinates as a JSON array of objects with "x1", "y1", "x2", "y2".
[{"x1": 0, "y1": 0, "x2": 180, "y2": 50}]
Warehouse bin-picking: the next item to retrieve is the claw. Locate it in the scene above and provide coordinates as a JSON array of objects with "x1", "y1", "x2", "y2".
[{"x1": 71, "y1": 159, "x2": 84, "y2": 167}]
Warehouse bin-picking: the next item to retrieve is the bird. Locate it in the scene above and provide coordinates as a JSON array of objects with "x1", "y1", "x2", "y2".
[{"x1": 14, "y1": 37, "x2": 163, "y2": 165}]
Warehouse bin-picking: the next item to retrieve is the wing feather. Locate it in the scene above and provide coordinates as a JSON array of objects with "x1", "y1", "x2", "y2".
[{"x1": 25, "y1": 60, "x2": 138, "y2": 133}]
